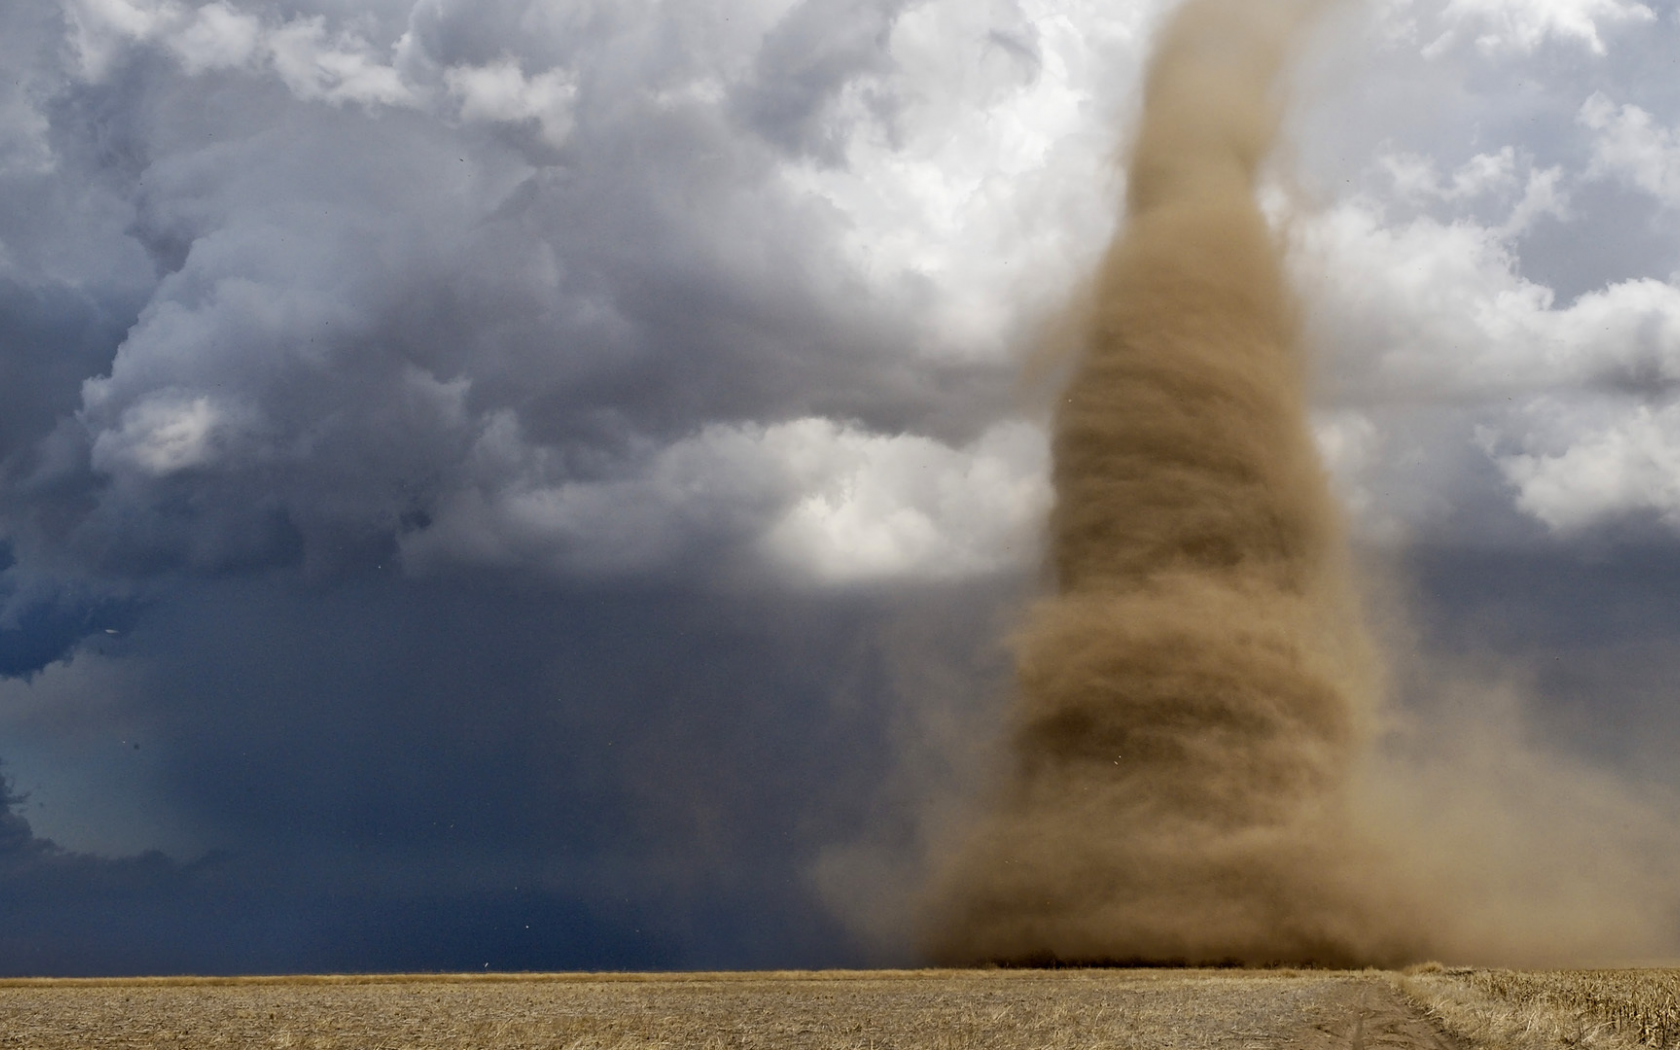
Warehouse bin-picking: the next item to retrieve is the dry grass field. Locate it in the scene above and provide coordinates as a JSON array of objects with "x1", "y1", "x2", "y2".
[
  {"x1": 0, "y1": 968, "x2": 1445, "y2": 1050},
  {"x1": 1400, "y1": 967, "x2": 1680, "y2": 1049},
  {"x1": 0, "y1": 966, "x2": 1673, "y2": 1049}
]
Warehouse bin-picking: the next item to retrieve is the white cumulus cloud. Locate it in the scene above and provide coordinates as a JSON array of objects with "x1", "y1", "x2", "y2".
[
  {"x1": 445, "y1": 59, "x2": 578, "y2": 145},
  {"x1": 1427, "y1": 0, "x2": 1654, "y2": 55},
  {"x1": 1495, "y1": 400, "x2": 1680, "y2": 531},
  {"x1": 88, "y1": 392, "x2": 260, "y2": 478},
  {"x1": 1581, "y1": 92, "x2": 1680, "y2": 209},
  {"x1": 403, "y1": 417, "x2": 1050, "y2": 586},
  {"x1": 63, "y1": 0, "x2": 419, "y2": 107}
]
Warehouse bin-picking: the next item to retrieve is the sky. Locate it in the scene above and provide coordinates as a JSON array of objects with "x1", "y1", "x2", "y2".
[{"x1": 1, "y1": 0, "x2": 1679, "y2": 974}]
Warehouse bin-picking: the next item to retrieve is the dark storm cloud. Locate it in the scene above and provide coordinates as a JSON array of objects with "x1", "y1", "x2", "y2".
[
  {"x1": 0, "y1": 571, "x2": 1020, "y2": 971},
  {"x1": 0, "y1": 0, "x2": 1066, "y2": 973},
  {"x1": 0, "y1": 562, "x2": 142, "y2": 679},
  {"x1": 0, "y1": 763, "x2": 704, "y2": 974},
  {"x1": 0, "y1": 0, "x2": 1020, "y2": 589},
  {"x1": 0, "y1": 272, "x2": 145, "y2": 672},
  {"x1": 1405, "y1": 540, "x2": 1680, "y2": 774},
  {"x1": 0, "y1": 280, "x2": 133, "y2": 464}
]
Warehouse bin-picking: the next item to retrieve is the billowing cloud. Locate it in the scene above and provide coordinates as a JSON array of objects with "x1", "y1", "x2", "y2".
[
  {"x1": 4, "y1": 0, "x2": 1150, "y2": 591},
  {"x1": 1292, "y1": 117, "x2": 1680, "y2": 539},
  {"x1": 403, "y1": 416, "x2": 1048, "y2": 584},
  {"x1": 1493, "y1": 399, "x2": 1680, "y2": 531},
  {"x1": 1582, "y1": 92, "x2": 1680, "y2": 209},
  {"x1": 1422, "y1": 0, "x2": 1655, "y2": 55},
  {"x1": 1304, "y1": 200, "x2": 1680, "y2": 395}
]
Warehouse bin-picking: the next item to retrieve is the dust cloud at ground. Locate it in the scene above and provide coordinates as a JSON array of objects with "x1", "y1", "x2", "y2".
[{"x1": 1352, "y1": 606, "x2": 1680, "y2": 967}]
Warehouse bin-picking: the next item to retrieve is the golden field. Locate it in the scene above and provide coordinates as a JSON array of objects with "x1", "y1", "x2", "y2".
[
  {"x1": 1401, "y1": 967, "x2": 1680, "y2": 1049},
  {"x1": 0, "y1": 966, "x2": 1676, "y2": 1049}
]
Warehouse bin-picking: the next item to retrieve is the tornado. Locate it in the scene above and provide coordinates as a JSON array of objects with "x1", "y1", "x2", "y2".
[{"x1": 926, "y1": 0, "x2": 1426, "y2": 967}]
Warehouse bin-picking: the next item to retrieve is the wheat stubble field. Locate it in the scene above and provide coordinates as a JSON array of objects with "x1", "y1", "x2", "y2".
[{"x1": 1, "y1": 966, "x2": 1677, "y2": 1050}]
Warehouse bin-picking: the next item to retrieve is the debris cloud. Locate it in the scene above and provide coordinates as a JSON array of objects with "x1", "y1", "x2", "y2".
[{"x1": 924, "y1": 0, "x2": 1427, "y2": 967}]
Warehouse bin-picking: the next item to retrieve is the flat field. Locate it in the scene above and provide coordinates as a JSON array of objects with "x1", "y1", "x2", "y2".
[{"x1": 0, "y1": 966, "x2": 1674, "y2": 1049}]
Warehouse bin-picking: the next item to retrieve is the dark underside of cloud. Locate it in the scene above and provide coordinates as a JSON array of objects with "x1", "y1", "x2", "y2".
[
  {"x1": 1403, "y1": 542, "x2": 1680, "y2": 775},
  {"x1": 0, "y1": 799, "x2": 676, "y2": 976},
  {"x1": 0, "y1": 575, "x2": 1017, "y2": 974}
]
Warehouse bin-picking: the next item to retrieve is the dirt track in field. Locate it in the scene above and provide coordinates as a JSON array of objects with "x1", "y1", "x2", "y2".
[
  {"x1": 0, "y1": 969, "x2": 1465, "y2": 1049},
  {"x1": 1294, "y1": 978, "x2": 1466, "y2": 1050}
]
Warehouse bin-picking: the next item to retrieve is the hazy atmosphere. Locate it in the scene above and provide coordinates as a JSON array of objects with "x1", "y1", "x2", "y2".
[{"x1": 4, "y1": 0, "x2": 1680, "y2": 974}]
